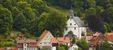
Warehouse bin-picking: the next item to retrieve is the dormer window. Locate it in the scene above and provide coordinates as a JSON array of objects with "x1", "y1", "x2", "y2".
[{"x1": 70, "y1": 23, "x2": 72, "y2": 25}]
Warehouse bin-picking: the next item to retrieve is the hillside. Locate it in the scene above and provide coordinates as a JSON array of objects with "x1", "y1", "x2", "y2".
[{"x1": 0, "y1": 0, "x2": 113, "y2": 47}]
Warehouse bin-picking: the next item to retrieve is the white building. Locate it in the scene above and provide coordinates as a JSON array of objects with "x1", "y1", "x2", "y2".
[
  {"x1": 64, "y1": 9, "x2": 86, "y2": 39},
  {"x1": 38, "y1": 30, "x2": 54, "y2": 49}
]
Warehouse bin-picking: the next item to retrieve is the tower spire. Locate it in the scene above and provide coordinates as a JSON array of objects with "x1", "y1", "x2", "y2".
[{"x1": 69, "y1": 0, "x2": 74, "y2": 19}]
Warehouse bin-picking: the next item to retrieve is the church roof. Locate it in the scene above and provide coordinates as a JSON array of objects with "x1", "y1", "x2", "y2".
[
  {"x1": 73, "y1": 17, "x2": 85, "y2": 27},
  {"x1": 69, "y1": 9, "x2": 85, "y2": 27}
]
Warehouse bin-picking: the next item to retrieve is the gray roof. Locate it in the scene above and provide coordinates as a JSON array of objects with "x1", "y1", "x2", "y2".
[
  {"x1": 69, "y1": 9, "x2": 85, "y2": 27},
  {"x1": 73, "y1": 17, "x2": 85, "y2": 27}
]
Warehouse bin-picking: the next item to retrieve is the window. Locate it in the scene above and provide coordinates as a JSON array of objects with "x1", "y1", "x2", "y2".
[
  {"x1": 26, "y1": 44, "x2": 27, "y2": 46},
  {"x1": 70, "y1": 23, "x2": 72, "y2": 25},
  {"x1": 25, "y1": 48, "x2": 26, "y2": 50},
  {"x1": 45, "y1": 43, "x2": 46, "y2": 44},
  {"x1": 74, "y1": 24, "x2": 76, "y2": 25},
  {"x1": 40, "y1": 43, "x2": 42, "y2": 44},
  {"x1": 74, "y1": 27, "x2": 76, "y2": 30},
  {"x1": 47, "y1": 36, "x2": 48, "y2": 38}
]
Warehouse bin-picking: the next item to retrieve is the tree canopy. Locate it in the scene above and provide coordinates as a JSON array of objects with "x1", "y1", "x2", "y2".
[
  {"x1": 76, "y1": 40, "x2": 89, "y2": 50},
  {"x1": 38, "y1": 9, "x2": 66, "y2": 36}
]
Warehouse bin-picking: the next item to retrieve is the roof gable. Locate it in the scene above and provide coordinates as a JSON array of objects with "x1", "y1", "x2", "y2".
[{"x1": 39, "y1": 30, "x2": 53, "y2": 42}]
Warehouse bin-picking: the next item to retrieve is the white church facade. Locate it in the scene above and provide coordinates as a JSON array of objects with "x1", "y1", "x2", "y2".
[{"x1": 64, "y1": 9, "x2": 86, "y2": 39}]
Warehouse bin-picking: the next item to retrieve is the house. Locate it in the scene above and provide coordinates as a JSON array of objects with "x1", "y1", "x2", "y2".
[
  {"x1": 38, "y1": 30, "x2": 54, "y2": 49},
  {"x1": 15, "y1": 36, "x2": 38, "y2": 50},
  {"x1": 104, "y1": 32, "x2": 113, "y2": 43},
  {"x1": 86, "y1": 36, "x2": 93, "y2": 43},
  {"x1": 86, "y1": 31, "x2": 113, "y2": 50},
  {"x1": 64, "y1": 9, "x2": 86, "y2": 39},
  {"x1": 86, "y1": 32, "x2": 107, "y2": 50},
  {"x1": 86, "y1": 32, "x2": 102, "y2": 43},
  {"x1": 51, "y1": 37, "x2": 70, "y2": 50},
  {"x1": 0, "y1": 47, "x2": 17, "y2": 50}
]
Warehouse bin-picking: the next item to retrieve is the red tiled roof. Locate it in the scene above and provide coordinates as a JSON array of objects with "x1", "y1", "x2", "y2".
[
  {"x1": 87, "y1": 32, "x2": 107, "y2": 47},
  {"x1": 16, "y1": 37, "x2": 37, "y2": 47},
  {"x1": 93, "y1": 32, "x2": 101, "y2": 37},
  {"x1": 52, "y1": 37, "x2": 70, "y2": 43},
  {"x1": 17, "y1": 39, "x2": 37, "y2": 43},
  {"x1": 104, "y1": 32, "x2": 113, "y2": 36},
  {"x1": 104, "y1": 32, "x2": 113, "y2": 42},
  {"x1": 38, "y1": 30, "x2": 50, "y2": 42},
  {"x1": 86, "y1": 36, "x2": 93, "y2": 40}
]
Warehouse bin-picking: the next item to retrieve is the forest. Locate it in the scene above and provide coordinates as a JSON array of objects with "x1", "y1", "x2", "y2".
[
  {"x1": 0, "y1": 0, "x2": 113, "y2": 47},
  {"x1": 47, "y1": 0, "x2": 113, "y2": 33},
  {"x1": 0, "y1": 0, "x2": 113, "y2": 36}
]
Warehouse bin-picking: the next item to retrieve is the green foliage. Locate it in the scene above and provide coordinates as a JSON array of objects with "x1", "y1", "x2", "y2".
[
  {"x1": 102, "y1": 41, "x2": 112, "y2": 50},
  {"x1": 107, "y1": 7, "x2": 113, "y2": 19},
  {"x1": 71, "y1": 37, "x2": 76, "y2": 44},
  {"x1": 78, "y1": 47, "x2": 82, "y2": 50},
  {"x1": 96, "y1": 0, "x2": 110, "y2": 8},
  {"x1": 0, "y1": 0, "x2": 113, "y2": 40},
  {"x1": 85, "y1": 7, "x2": 96, "y2": 14},
  {"x1": 96, "y1": 6, "x2": 104, "y2": 13},
  {"x1": 38, "y1": 9, "x2": 66, "y2": 36},
  {"x1": 17, "y1": 1, "x2": 30, "y2": 10},
  {"x1": 86, "y1": 14, "x2": 105, "y2": 33},
  {"x1": 46, "y1": 0, "x2": 71, "y2": 9},
  {"x1": 81, "y1": 32, "x2": 85, "y2": 36},
  {"x1": 0, "y1": 42, "x2": 14, "y2": 47},
  {"x1": 31, "y1": 0, "x2": 48, "y2": 14},
  {"x1": 76, "y1": 40, "x2": 89, "y2": 50},
  {"x1": 60, "y1": 44, "x2": 69, "y2": 50},
  {"x1": 87, "y1": 0, "x2": 96, "y2": 8},
  {"x1": 56, "y1": 44, "x2": 68, "y2": 50},
  {"x1": 56, "y1": 46, "x2": 65, "y2": 50},
  {"x1": 96, "y1": 41, "x2": 113, "y2": 50},
  {"x1": 0, "y1": 7, "x2": 13, "y2": 34},
  {"x1": 46, "y1": 0, "x2": 113, "y2": 34},
  {"x1": 0, "y1": 38, "x2": 14, "y2": 47},
  {"x1": 12, "y1": 7, "x2": 26, "y2": 31}
]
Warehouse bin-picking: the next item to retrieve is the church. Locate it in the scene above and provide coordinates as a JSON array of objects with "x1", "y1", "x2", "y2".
[{"x1": 64, "y1": 9, "x2": 86, "y2": 39}]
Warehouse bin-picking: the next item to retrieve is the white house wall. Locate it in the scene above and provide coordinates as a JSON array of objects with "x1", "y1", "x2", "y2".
[{"x1": 38, "y1": 32, "x2": 53, "y2": 48}]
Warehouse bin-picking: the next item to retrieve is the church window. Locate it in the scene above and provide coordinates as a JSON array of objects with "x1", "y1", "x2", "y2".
[
  {"x1": 74, "y1": 24, "x2": 76, "y2": 25},
  {"x1": 70, "y1": 23, "x2": 72, "y2": 25},
  {"x1": 74, "y1": 27, "x2": 76, "y2": 30}
]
